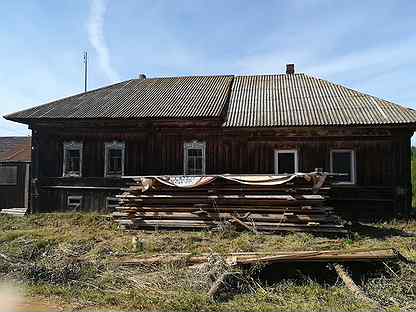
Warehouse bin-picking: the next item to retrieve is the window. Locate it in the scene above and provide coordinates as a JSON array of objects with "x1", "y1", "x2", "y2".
[
  {"x1": 105, "y1": 142, "x2": 125, "y2": 177},
  {"x1": 67, "y1": 195, "x2": 82, "y2": 211},
  {"x1": 330, "y1": 149, "x2": 356, "y2": 184},
  {"x1": 0, "y1": 166, "x2": 17, "y2": 185},
  {"x1": 184, "y1": 141, "x2": 206, "y2": 175},
  {"x1": 275, "y1": 149, "x2": 298, "y2": 174},
  {"x1": 63, "y1": 142, "x2": 82, "y2": 177},
  {"x1": 106, "y1": 197, "x2": 119, "y2": 210}
]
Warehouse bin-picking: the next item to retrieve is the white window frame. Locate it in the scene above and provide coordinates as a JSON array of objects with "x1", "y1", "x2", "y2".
[
  {"x1": 183, "y1": 141, "x2": 206, "y2": 175},
  {"x1": 67, "y1": 195, "x2": 82, "y2": 211},
  {"x1": 63, "y1": 141, "x2": 83, "y2": 177},
  {"x1": 274, "y1": 149, "x2": 299, "y2": 174},
  {"x1": 330, "y1": 149, "x2": 356, "y2": 185},
  {"x1": 105, "y1": 197, "x2": 119, "y2": 210},
  {"x1": 104, "y1": 141, "x2": 125, "y2": 177}
]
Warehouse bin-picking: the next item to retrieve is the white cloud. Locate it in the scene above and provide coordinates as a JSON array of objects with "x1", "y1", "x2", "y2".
[
  {"x1": 304, "y1": 36, "x2": 416, "y2": 79},
  {"x1": 87, "y1": 0, "x2": 120, "y2": 83}
]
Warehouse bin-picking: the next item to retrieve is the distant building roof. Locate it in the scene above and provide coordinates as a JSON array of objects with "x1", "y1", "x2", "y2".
[
  {"x1": 4, "y1": 73, "x2": 416, "y2": 128},
  {"x1": 0, "y1": 137, "x2": 31, "y2": 162}
]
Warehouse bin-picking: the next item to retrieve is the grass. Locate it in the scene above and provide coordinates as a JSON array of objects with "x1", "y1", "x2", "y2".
[{"x1": 0, "y1": 213, "x2": 415, "y2": 311}]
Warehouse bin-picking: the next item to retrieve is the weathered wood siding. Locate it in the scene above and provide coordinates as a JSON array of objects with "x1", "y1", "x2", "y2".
[{"x1": 30, "y1": 122, "x2": 413, "y2": 219}]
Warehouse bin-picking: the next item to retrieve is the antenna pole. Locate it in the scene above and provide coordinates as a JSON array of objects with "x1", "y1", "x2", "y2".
[{"x1": 83, "y1": 51, "x2": 88, "y2": 92}]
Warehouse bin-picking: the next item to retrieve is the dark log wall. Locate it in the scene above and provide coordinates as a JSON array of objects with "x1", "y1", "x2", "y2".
[{"x1": 30, "y1": 122, "x2": 413, "y2": 219}]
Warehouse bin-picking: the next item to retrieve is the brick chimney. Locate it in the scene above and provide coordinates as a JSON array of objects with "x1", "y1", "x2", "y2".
[
  {"x1": 286, "y1": 64, "x2": 295, "y2": 74},
  {"x1": 138, "y1": 74, "x2": 146, "y2": 79}
]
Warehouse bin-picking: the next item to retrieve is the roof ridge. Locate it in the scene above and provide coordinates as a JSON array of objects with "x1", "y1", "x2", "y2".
[{"x1": 138, "y1": 74, "x2": 235, "y2": 80}]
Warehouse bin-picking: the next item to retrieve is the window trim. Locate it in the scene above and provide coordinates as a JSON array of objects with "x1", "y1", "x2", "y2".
[
  {"x1": 67, "y1": 195, "x2": 82, "y2": 211},
  {"x1": 183, "y1": 141, "x2": 206, "y2": 175},
  {"x1": 274, "y1": 149, "x2": 299, "y2": 174},
  {"x1": 104, "y1": 141, "x2": 125, "y2": 177},
  {"x1": 330, "y1": 149, "x2": 356, "y2": 185},
  {"x1": 63, "y1": 141, "x2": 83, "y2": 177},
  {"x1": 105, "y1": 196, "x2": 119, "y2": 210}
]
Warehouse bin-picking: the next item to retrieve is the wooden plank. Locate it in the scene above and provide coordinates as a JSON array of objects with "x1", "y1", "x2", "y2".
[
  {"x1": 115, "y1": 205, "x2": 334, "y2": 214},
  {"x1": 116, "y1": 197, "x2": 325, "y2": 206},
  {"x1": 117, "y1": 219, "x2": 347, "y2": 233},
  {"x1": 112, "y1": 248, "x2": 396, "y2": 266},
  {"x1": 232, "y1": 249, "x2": 397, "y2": 264},
  {"x1": 112, "y1": 211, "x2": 339, "y2": 223}
]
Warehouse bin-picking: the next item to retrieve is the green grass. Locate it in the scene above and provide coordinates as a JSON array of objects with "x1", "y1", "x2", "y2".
[{"x1": 0, "y1": 213, "x2": 415, "y2": 311}]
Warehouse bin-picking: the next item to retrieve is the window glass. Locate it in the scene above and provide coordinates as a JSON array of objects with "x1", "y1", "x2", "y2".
[
  {"x1": 67, "y1": 149, "x2": 80, "y2": 172},
  {"x1": 0, "y1": 166, "x2": 17, "y2": 185},
  {"x1": 105, "y1": 142, "x2": 124, "y2": 177},
  {"x1": 277, "y1": 153, "x2": 295, "y2": 174},
  {"x1": 275, "y1": 150, "x2": 297, "y2": 174},
  {"x1": 63, "y1": 142, "x2": 82, "y2": 176},
  {"x1": 332, "y1": 151, "x2": 354, "y2": 183},
  {"x1": 108, "y1": 149, "x2": 122, "y2": 173},
  {"x1": 184, "y1": 142, "x2": 205, "y2": 175}
]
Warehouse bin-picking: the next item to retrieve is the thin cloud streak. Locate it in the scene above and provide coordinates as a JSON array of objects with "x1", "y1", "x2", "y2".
[{"x1": 87, "y1": 0, "x2": 120, "y2": 83}]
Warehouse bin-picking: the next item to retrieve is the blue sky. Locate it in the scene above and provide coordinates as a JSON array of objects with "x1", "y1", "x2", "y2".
[{"x1": 1, "y1": 0, "x2": 416, "y2": 137}]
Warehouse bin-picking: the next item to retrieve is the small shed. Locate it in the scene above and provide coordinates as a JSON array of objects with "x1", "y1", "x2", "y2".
[{"x1": 0, "y1": 137, "x2": 31, "y2": 211}]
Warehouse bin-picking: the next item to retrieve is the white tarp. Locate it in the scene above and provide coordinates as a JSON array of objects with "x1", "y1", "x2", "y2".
[{"x1": 136, "y1": 173, "x2": 327, "y2": 193}]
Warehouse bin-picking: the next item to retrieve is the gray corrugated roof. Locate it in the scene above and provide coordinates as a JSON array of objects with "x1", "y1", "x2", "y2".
[
  {"x1": 4, "y1": 73, "x2": 416, "y2": 128},
  {"x1": 0, "y1": 137, "x2": 31, "y2": 162},
  {"x1": 223, "y1": 74, "x2": 416, "y2": 127},
  {"x1": 5, "y1": 75, "x2": 234, "y2": 121}
]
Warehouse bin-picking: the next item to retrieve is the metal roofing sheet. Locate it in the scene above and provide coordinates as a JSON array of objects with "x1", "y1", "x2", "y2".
[
  {"x1": 6, "y1": 75, "x2": 234, "y2": 120},
  {"x1": 4, "y1": 73, "x2": 416, "y2": 127},
  {"x1": 223, "y1": 74, "x2": 416, "y2": 127}
]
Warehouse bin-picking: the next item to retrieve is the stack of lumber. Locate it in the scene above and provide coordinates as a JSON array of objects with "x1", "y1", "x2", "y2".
[
  {"x1": 0, "y1": 207, "x2": 28, "y2": 217},
  {"x1": 113, "y1": 174, "x2": 346, "y2": 234}
]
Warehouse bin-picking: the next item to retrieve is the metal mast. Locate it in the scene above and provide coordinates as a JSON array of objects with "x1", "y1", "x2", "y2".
[{"x1": 83, "y1": 51, "x2": 88, "y2": 92}]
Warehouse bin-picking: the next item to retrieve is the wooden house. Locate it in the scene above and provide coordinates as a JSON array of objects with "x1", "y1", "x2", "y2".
[
  {"x1": 0, "y1": 137, "x2": 31, "y2": 211},
  {"x1": 4, "y1": 65, "x2": 416, "y2": 218}
]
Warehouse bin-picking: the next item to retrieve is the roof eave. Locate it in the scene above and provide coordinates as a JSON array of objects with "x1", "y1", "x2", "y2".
[
  {"x1": 3, "y1": 115, "x2": 31, "y2": 125},
  {"x1": 222, "y1": 123, "x2": 416, "y2": 130}
]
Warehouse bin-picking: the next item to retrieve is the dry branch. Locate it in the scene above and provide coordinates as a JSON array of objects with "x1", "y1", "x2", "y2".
[
  {"x1": 208, "y1": 272, "x2": 236, "y2": 299},
  {"x1": 333, "y1": 263, "x2": 385, "y2": 311}
]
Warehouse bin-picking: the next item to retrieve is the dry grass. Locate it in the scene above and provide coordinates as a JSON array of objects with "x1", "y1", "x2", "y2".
[{"x1": 0, "y1": 213, "x2": 415, "y2": 311}]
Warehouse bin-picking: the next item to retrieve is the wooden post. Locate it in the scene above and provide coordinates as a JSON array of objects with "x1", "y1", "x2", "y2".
[
  {"x1": 31, "y1": 129, "x2": 40, "y2": 213},
  {"x1": 24, "y1": 163, "x2": 30, "y2": 209}
]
